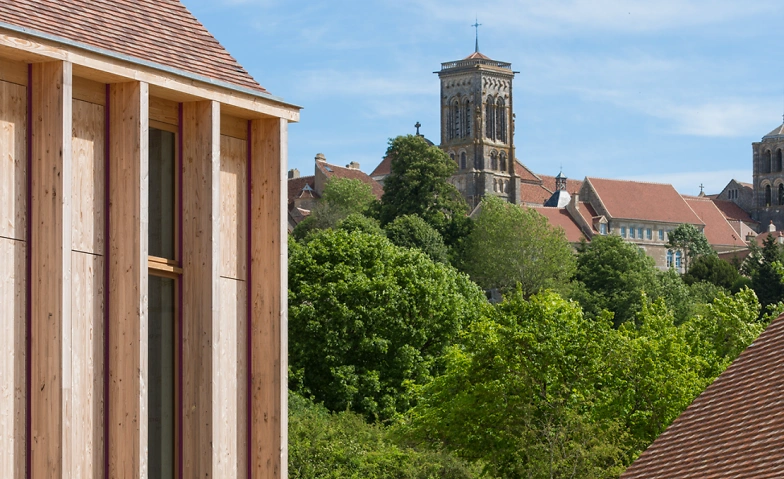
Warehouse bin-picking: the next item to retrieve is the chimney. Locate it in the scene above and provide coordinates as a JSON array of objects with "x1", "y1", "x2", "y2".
[
  {"x1": 770, "y1": 220, "x2": 776, "y2": 233},
  {"x1": 346, "y1": 161, "x2": 360, "y2": 170},
  {"x1": 288, "y1": 168, "x2": 300, "y2": 179},
  {"x1": 315, "y1": 153, "x2": 326, "y2": 163}
]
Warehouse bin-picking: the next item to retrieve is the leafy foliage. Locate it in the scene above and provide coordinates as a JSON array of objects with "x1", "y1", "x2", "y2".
[
  {"x1": 683, "y1": 254, "x2": 740, "y2": 289},
  {"x1": 666, "y1": 223, "x2": 714, "y2": 272},
  {"x1": 288, "y1": 229, "x2": 487, "y2": 421},
  {"x1": 293, "y1": 178, "x2": 378, "y2": 239},
  {"x1": 745, "y1": 234, "x2": 784, "y2": 312},
  {"x1": 337, "y1": 213, "x2": 384, "y2": 236},
  {"x1": 461, "y1": 196, "x2": 576, "y2": 295},
  {"x1": 377, "y1": 135, "x2": 470, "y2": 246},
  {"x1": 289, "y1": 393, "x2": 482, "y2": 479},
  {"x1": 384, "y1": 214, "x2": 450, "y2": 264}
]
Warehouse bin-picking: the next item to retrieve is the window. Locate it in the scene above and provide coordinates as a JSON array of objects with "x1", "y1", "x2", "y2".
[
  {"x1": 629, "y1": 227, "x2": 636, "y2": 239},
  {"x1": 777, "y1": 149, "x2": 782, "y2": 172},
  {"x1": 638, "y1": 228, "x2": 644, "y2": 239},
  {"x1": 779, "y1": 184, "x2": 784, "y2": 205},
  {"x1": 765, "y1": 150, "x2": 772, "y2": 173},
  {"x1": 766, "y1": 184, "x2": 772, "y2": 207},
  {"x1": 490, "y1": 151, "x2": 498, "y2": 170},
  {"x1": 499, "y1": 152, "x2": 507, "y2": 171},
  {"x1": 460, "y1": 152, "x2": 467, "y2": 170},
  {"x1": 452, "y1": 99, "x2": 461, "y2": 140},
  {"x1": 646, "y1": 228, "x2": 652, "y2": 240},
  {"x1": 675, "y1": 251, "x2": 682, "y2": 269},
  {"x1": 496, "y1": 97, "x2": 506, "y2": 143},
  {"x1": 621, "y1": 226, "x2": 627, "y2": 238},
  {"x1": 666, "y1": 250, "x2": 673, "y2": 268},
  {"x1": 148, "y1": 125, "x2": 181, "y2": 476},
  {"x1": 463, "y1": 99, "x2": 471, "y2": 138},
  {"x1": 658, "y1": 229, "x2": 664, "y2": 241},
  {"x1": 600, "y1": 223, "x2": 607, "y2": 235},
  {"x1": 485, "y1": 95, "x2": 495, "y2": 139}
]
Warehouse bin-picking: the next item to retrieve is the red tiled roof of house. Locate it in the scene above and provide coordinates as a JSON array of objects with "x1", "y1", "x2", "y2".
[
  {"x1": 519, "y1": 182, "x2": 553, "y2": 205},
  {"x1": 754, "y1": 230, "x2": 784, "y2": 247},
  {"x1": 621, "y1": 313, "x2": 784, "y2": 479},
  {"x1": 573, "y1": 201, "x2": 600, "y2": 233},
  {"x1": 371, "y1": 155, "x2": 392, "y2": 178},
  {"x1": 316, "y1": 162, "x2": 384, "y2": 199},
  {"x1": 683, "y1": 196, "x2": 743, "y2": 247},
  {"x1": 586, "y1": 177, "x2": 704, "y2": 225},
  {"x1": 530, "y1": 207, "x2": 586, "y2": 243},
  {"x1": 712, "y1": 200, "x2": 757, "y2": 223},
  {"x1": 514, "y1": 160, "x2": 542, "y2": 183},
  {"x1": 539, "y1": 174, "x2": 583, "y2": 194},
  {"x1": 0, "y1": 0, "x2": 267, "y2": 93},
  {"x1": 464, "y1": 51, "x2": 492, "y2": 60},
  {"x1": 287, "y1": 176, "x2": 317, "y2": 209}
]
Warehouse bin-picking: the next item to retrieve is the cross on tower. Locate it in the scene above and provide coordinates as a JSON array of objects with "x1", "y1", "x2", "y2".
[
  {"x1": 472, "y1": 19, "x2": 482, "y2": 53},
  {"x1": 414, "y1": 121, "x2": 421, "y2": 136}
]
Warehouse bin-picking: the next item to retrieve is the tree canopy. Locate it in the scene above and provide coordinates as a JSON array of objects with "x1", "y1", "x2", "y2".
[
  {"x1": 666, "y1": 223, "x2": 713, "y2": 272},
  {"x1": 460, "y1": 196, "x2": 576, "y2": 295},
  {"x1": 288, "y1": 229, "x2": 487, "y2": 421},
  {"x1": 293, "y1": 177, "x2": 377, "y2": 239},
  {"x1": 384, "y1": 214, "x2": 450, "y2": 264}
]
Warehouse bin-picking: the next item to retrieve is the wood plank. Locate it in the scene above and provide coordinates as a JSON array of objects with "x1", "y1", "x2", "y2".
[
  {"x1": 220, "y1": 135, "x2": 247, "y2": 281},
  {"x1": 108, "y1": 81, "x2": 149, "y2": 478},
  {"x1": 72, "y1": 99, "x2": 105, "y2": 255},
  {"x1": 72, "y1": 76, "x2": 105, "y2": 106},
  {"x1": 181, "y1": 100, "x2": 220, "y2": 477},
  {"x1": 0, "y1": 80, "x2": 27, "y2": 241},
  {"x1": 250, "y1": 117, "x2": 288, "y2": 479},
  {"x1": 0, "y1": 238, "x2": 26, "y2": 479},
  {"x1": 30, "y1": 60, "x2": 72, "y2": 479},
  {"x1": 0, "y1": 57, "x2": 27, "y2": 86},
  {"x1": 0, "y1": 32, "x2": 300, "y2": 121},
  {"x1": 221, "y1": 114, "x2": 248, "y2": 140},
  {"x1": 69, "y1": 252, "x2": 105, "y2": 478},
  {"x1": 150, "y1": 96, "x2": 179, "y2": 126},
  {"x1": 216, "y1": 278, "x2": 248, "y2": 478}
]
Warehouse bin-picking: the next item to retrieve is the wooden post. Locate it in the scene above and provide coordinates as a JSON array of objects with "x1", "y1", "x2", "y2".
[
  {"x1": 249, "y1": 117, "x2": 288, "y2": 479},
  {"x1": 181, "y1": 100, "x2": 220, "y2": 477},
  {"x1": 108, "y1": 81, "x2": 149, "y2": 478},
  {"x1": 0, "y1": 72, "x2": 28, "y2": 479},
  {"x1": 29, "y1": 60, "x2": 72, "y2": 478}
]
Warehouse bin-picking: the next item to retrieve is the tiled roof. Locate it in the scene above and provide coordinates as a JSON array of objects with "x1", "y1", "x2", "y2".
[
  {"x1": 464, "y1": 51, "x2": 492, "y2": 60},
  {"x1": 287, "y1": 176, "x2": 316, "y2": 209},
  {"x1": 586, "y1": 177, "x2": 704, "y2": 225},
  {"x1": 531, "y1": 207, "x2": 586, "y2": 243},
  {"x1": 519, "y1": 182, "x2": 553, "y2": 205},
  {"x1": 539, "y1": 174, "x2": 583, "y2": 194},
  {"x1": 683, "y1": 196, "x2": 743, "y2": 247},
  {"x1": 738, "y1": 181, "x2": 753, "y2": 189},
  {"x1": 0, "y1": 0, "x2": 267, "y2": 93},
  {"x1": 514, "y1": 160, "x2": 542, "y2": 183},
  {"x1": 316, "y1": 162, "x2": 384, "y2": 199},
  {"x1": 371, "y1": 155, "x2": 392, "y2": 178},
  {"x1": 712, "y1": 200, "x2": 757, "y2": 224},
  {"x1": 574, "y1": 201, "x2": 600, "y2": 233},
  {"x1": 621, "y1": 314, "x2": 784, "y2": 479},
  {"x1": 754, "y1": 230, "x2": 784, "y2": 247},
  {"x1": 763, "y1": 124, "x2": 784, "y2": 139}
]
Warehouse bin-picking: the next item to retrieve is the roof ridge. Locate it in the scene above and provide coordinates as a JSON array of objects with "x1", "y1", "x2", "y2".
[{"x1": 586, "y1": 176, "x2": 681, "y2": 187}]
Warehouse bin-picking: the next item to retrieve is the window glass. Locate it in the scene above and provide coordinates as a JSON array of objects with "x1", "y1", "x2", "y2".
[
  {"x1": 646, "y1": 228, "x2": 652, "y2": 240},
  {"x1": 149, "y1": 275, "x2": 176, "y2": 478},
  {"x1": 630, "y1": 227, "x2": 636, "y2": 239},
  {"x1": 621, "y1": 226, "x2": 626, "y2": 238},
  {"x1": 149, "y1": 128, "x2": 176, "y2": 259},
  {"x1": 667, "y1": 250, "x2": 673, "y2": 268},
  {"x1": 675, "y1": 251, "x2": 682, "y2": 269},
  {"x1": 658, "y1": 229, "x2": 664, "y2": 241},
  {"x1": 600, "y1": 223, "x2": 607, "y2": 235},
  {"x1": 638, "y1": 228, "x2": 644, "y2": 239}
]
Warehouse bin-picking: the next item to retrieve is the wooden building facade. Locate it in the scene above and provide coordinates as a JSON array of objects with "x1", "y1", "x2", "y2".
[{"x1": 0, "y1": 1, "x2": 299, "y2": 477}]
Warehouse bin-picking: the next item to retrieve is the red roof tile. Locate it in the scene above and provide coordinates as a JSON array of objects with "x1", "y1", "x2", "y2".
[
  {"x1": 712, "y1": 200, "x2": 757, "y2": 224},
  {"x1": 287, "y1": 176, "x2": 317, "y2": 209},
  {"x1": 573, "y1": 201, "x2": 600, "y2": 233},
  {"x1": 463, "y1": 51, "x2": 492, "y2": 60},
  {"x1": 519, "y1": 182, "x2": 553, "y2": 205},
  {"x1": 684, "y1": 196, "x2": 744, "y2": 247},
  {"x1": 316, "y1": 162, "x2": 384, "y2": 199},
  {"x1": 754, "y1": 230, "x2": 784, "y2": 247},
  {"x1": 370, "y1": 155, "x2": 392, "y2": 178},
  {"x1": 0, "y1": 0, "x2": 267, "y2": 93},
  {"x1": 530, "y1": 207, "x2": 586, "y2": 243},
  {"x1": 621, "y1": 314, "x2": 784, "y2": 479},
  {"x1": 539, "y1": 174, "x2": 583, "y2": 194},
  {"x1": 514, "y1": 160, "x2": 542, "y2": 183},
  {"x1": 587, "y1": 177, "x2": 704, "y2": 225}
]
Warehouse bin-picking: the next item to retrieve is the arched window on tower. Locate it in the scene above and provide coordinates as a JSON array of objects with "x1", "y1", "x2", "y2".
[
  {"x1": 450, "y1": 153, "x2": 455, "y2": 164},
  {"x1": 493, "y1": 179, "x2": 498, "y2": 192},
  {"x1": 485, "y1": 95, "x2": 495, "y2": 139},
  {"x1": 460, "y1": 152, "x2": 467, "y2": 170},
  {"x1": 779, "y1": 184, "x2": 784, "y2": 205},
  {"x1": 777, "y1": 149, "x2": 783, "y2": 172},
  {"x1": 766, "y1": 184, "x2": 772, "y2": 207},
  {"x1": 463, "y1": 99, "x2": 471, "y2": 138},
  {"x1": 452, "y1": 99, "x2": 461, "y2": 140},
  {"x1": 499, "y1": 152, "x2": 507, "y2": 171},
  {"x1": 765, "y1": 150, "x2": 772, "y2": 173},
  {"x1": 490, "y1": 151, "x2": 498, "y2": 170},
  {"x1": 496, "y1": 97, "x2": 506, "y2": 143}
]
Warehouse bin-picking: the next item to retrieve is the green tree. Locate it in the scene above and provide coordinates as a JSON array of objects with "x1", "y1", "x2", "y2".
[
  {"x1": 337, "y1": 213, "x2": 384, "y2": 236},
  {"x1": 460, "y1": 196, "x2": 576, "y2": 295},
  {"x1": 384, "y1": 214, "x2": 450, "y2": 264},
  {"x1": 745, "y1": 234, "x2": 784, "y2": 312},
  {"x1": 288, "y1": 230, "x2": 486, "y2": 422},
  {"x1": 400, "y1": 291, "x2": 627, "y2": 478},
  {"x1": 289, "y1": 393, "x2": 482, "y2": 479},
  {"x1": 682, "y1": 254, "x2": 740, "y2": 289},
  {"x1": 572, "y1": 235, "x2": 660, "y2": 327},
  {"x1": 377, "y1": 135, "x2": 469, "y2": 246},
  {"x1": 293, "y1": 178, "x2": 377, "y2": 239},
  {"x1": 666, "y1": 223, "x2": 713, "y2": 273}
]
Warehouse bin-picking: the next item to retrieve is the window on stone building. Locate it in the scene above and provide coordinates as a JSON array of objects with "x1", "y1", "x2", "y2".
[
  {"x1": 675, "y1": 251, "x2": 682, "y2": 269},
  {"x1": 666, "y1": 250, "x2": 673, "y2": 268},
  {"x1": 496, "y1": 97, "x2": 506, "y2": 143},
  {"x1": 450, "y1": 153, "x2": 455, "y2": 164},
  {"x1": 491, "y1": 151, "x2": 498, "y2": 170},
  {"x1": 452, "y1": 99, "x2": 461, "y2": 140},
  {"x1": 777, "y1": 149, "x2": 783, "y2": 172},
  {"x1": 658, "y1": 229, "x2": 664, "y2": 241},
  {"x1": 600, "y1": 223, "x2": 607, "y2": 235},
  {"x1": 766, "y1": 184, "x2": 772, "y2": 207},
  {"x1": 621, "y1": 226, "x2": 627, "y2": 238},
  {"x1": 638, "y1": 227, "x2": 644, "y2": 239},
  {"x1": 646, "y1": 228, "x2": 652, "y2": 240},
  {"x1": 460, "y1": 152, "x2": 467, "y2": 170},
  {"x1": 779, "y1": 184, "x2": 784, "y2": 205},
  {"x1": 630, "y1": 227, "x2": 636, "y2": 239},
  {"x1": 463, "y1": 99, "x2": 471, "y2": 138},
  {"x1": 485, "y1": 95, "x2": 495, "y2": 139},
  {"x1": 493, "y1": 179, "x2": 498, "y2": 192},
  {"x1": 500, "y1": 152, "x2": 507, "y2": 171}
]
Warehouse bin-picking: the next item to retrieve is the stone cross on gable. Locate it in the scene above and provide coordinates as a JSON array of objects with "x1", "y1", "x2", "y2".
[{"x1": 415, "y1": 121, "x2": 421, "y2": 136}]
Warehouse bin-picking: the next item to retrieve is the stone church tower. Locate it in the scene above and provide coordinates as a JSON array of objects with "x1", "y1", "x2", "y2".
[
  {"x1": 437, "y1": 47, "x2": 520, "y2": 208},
  {"x1": 752, "y1": 123, "x2": 784, "y2": 230}
]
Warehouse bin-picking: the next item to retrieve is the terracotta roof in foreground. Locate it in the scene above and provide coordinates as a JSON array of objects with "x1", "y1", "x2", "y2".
[
  {"x1": 519, "y1": 182, "x2": 553, "y2": 205},
  {"x1": 531, "y1": 207, "x2": 586, "y2": 243},
  {"x1": 622, "y1": 314, "x2": 784, "y2": 479},
  {"x1": 0, "y1": 0, "x2": 267, "y2": 93},
  {"x1": 683, "y1": 196, "x2": 743, "y2": 247},
  {"x1": 587, "y1": 177, "x2": 703, "y2": 225}
]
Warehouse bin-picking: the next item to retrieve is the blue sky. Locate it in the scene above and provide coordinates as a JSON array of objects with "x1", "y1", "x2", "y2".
[{"x1": 183, "y1": 0, "x2": 784, "y2": 195}]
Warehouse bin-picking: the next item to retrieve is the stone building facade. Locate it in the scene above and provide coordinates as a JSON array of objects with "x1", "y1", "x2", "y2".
[
  {"x1": 437, "y1": 50, "x2": 520, "y2": 208},
  {"x1": 752, "y1": 124, "x2": 784, "y2": 230}
]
